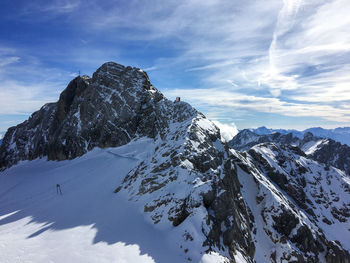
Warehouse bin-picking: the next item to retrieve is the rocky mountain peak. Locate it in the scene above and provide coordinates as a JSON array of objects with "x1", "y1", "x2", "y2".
[
  {"x1": 302, "y1": 131, "x2": 315, "y2": 142},
  {"x1": 230, "y1": 128, "x2": 350, "y2": 177},
  {"x1": 0, "y1": 62, "x2": 176, "y2": 170},
  {"x1": 91, "y1": 62, "x2": 157, "y2": 94},
  {"x1": 55, "y1": 75, "x2": 91, "y2": 124}
]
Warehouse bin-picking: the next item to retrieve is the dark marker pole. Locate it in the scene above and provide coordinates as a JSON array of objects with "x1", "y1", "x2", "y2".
[{"x1": 56, "y1": 184, "x2": 63, "y2": 195}]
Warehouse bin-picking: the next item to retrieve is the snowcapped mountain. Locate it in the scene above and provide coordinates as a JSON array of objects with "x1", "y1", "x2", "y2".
[
  {"x1": 251, "y1": 126, "x2": 350, "y2": 146},
  {"x1": 0, "y1": 62, "x2": 349, "y2": 262},
  {"x1": 229, "y1": 129, "x2": 298, "y2": 152},
  {"x1": 0, "y1": 63, "x2": 165, "y2": 169},
  {"x1": 238, "y1": 143, "x2": 350, "y2": 262},
  {"x1": 251, "y1": 126, "x2": 301, "y2": 137},
  {"x1": 230, "y1": 130, "x2": 350, "y2": 177}
]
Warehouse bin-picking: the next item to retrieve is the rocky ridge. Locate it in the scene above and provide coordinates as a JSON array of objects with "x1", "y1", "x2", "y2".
[
  {"x1": 230, "y1": 130, "x2": 350, "y2": 176},
  {"x1": 242, "y1": 143, "x2": 350, "y2": 261},
  {"x1": 251, "y1": 126, "x2": 350, "y2": 146},
  {"x1": 0, "y1": 62, "x2": 164, "y2": 169}
]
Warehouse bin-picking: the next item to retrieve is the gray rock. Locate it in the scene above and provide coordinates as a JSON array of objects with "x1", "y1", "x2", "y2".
[
  {"x1": 230, "y1": 129, "x2": 350, "y2": 176},
  {"x1": 0, "y1": 62, "x2": 165, "y2": 169}
]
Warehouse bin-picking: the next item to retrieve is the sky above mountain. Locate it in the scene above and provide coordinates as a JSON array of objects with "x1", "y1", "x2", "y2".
[{"x1": 0, "y1": 0, "x2": 349, "y2": 132}]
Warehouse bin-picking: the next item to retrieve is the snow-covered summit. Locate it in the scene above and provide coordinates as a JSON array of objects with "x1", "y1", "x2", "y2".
[{"x1": 230, "y1": 129, "x2": 350, "y2": 177}]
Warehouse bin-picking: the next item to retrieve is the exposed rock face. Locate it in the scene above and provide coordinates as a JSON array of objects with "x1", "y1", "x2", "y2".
[
  {"x1": 229, "y1": 129, "x2": 298, "y2": 151},
  {"x1": 0, "y1": 63, "x2": 164, "y2": 169},
  {"x1": 116, "y1": 113, "x2": 255, "y2": 262},
  {"x1": 236, "y1": 143, "x2": 350, "y2": 262},
  {"x1": 1, "y1": 62, "x2": 349, "y2": 262},
  {"x1": 230, "y1": 130, "x2": 350, "y2": 261},
  {"x1": 230, "y1": 129, "x2": 350, "y2": 176},
  {"x1": 308, "y1": 138, "x2": 350, "y2": 177}
]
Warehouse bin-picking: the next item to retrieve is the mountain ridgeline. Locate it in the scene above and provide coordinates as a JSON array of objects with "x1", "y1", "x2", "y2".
[
  {"x1": 0, "y1": 63, "x2": 165, "y2": 169},
  {"x1": 230, "y1": 129, "x2": 350, "y2": 176},
  {"x1": 0, "y1": 62, "x2": 349, "y2": 262},
  {"x1": 251, "y1": 126, "x2": 350, "y2": 147}
]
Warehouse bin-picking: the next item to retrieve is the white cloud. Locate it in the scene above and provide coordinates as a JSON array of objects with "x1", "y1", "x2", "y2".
[
  {"x1": 212, "y1": 121, "x2": 238, "y2": 142},
  {"x1": 165, "y1": 88, "x2": 350, "y2": 123},
  {"x1": 0, "y1": 56, "x2": 20, "y2": 67},
  {"x1": 22, "y1": 0, "x2": 80, "y2": 15},
  {"x1": 0, "y1": 45, "x2": 74, "y2": 117},
  {"x1": 2, "y1": 0, "x2": 350, "y2": 129},
  {"x1": 0, "y1": 80, "x2": 60, "y2": 115},
  {"x1": 144, "y1": 0, "x2": 350, "y2": 125}
]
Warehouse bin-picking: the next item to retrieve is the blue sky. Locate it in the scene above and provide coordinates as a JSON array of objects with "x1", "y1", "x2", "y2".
[{"x1": 0, "y1": 0, "x2": 350, "y2": 134}]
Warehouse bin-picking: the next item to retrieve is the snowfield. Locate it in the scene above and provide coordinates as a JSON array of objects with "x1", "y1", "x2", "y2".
[
  {"x1": 0, "y1": 139, "x2": 172, "y2": 263},
  {"x1": 0, "y1": 138, "x2": 229, "y2": 263}
]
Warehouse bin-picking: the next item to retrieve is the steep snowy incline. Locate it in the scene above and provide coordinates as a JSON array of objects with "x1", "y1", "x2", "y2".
[
  {"x1": 308, "y1": 138, "x2": 350, "y2": 177},
  {"x1": 0, "y1": 139, "x2": 186, "y2": 263},
  {"x1": 115, "y1": 107, "x2": 255, "y2": 262},
  {"x1": 0, "y1": 135, "x2": 253, "y2": 262},
  {"x1": 232, "y1": 143, "x2": 350, "y2": 262}
]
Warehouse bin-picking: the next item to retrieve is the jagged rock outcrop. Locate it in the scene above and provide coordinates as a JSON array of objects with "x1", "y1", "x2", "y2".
[
  {"x1": 234, "y1": 143, "x2": 350, "y2": 262},
  {"x1": 307, "y1": 137, "x2": 350, "y2": 177},
  {"x1": 251, "y1": 126, "x2": 350, "y2": 146},
  {"x1": 0, "y1": 63, "x2": 165, "y2": 169},
  {"x1": 230, "y1": 129, "x2": 350, "y2": 176},
  {"x1": 115, "y1": 109, "x2": 255, "y2": 262},
  {"x1": 229, "y1": 129, "x2": 298, "y2": 151}
]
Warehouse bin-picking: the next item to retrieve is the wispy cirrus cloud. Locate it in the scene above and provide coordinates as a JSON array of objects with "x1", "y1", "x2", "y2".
[
  {"x1": 0, "y1": 0, "x2": 349, "y2": 131},
  {"x1": 19, "y1": 0, "x2": 80, "y2": 16},
  {"x1": 0, "y1": 44, "x2": 78, "y2": 130},
  {"x1": 164, "y1": 88, "x2": 350, "y2": 123}
]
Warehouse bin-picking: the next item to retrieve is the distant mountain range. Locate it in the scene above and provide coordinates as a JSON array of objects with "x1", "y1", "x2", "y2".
[{"x1": 251, "y1": 126, "x2": 350, "y2": 146}]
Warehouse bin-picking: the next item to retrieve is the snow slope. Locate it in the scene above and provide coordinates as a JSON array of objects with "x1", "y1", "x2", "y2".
[
  {"x1": 0, "y1": 138, "x2": 186, "y2": 263},
  {"x1": 0, "y1": 137, "x2": 233, "y2": 263},
  {"x1": 235, "y1": 143, "x2": 350, "y2": 262}
]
